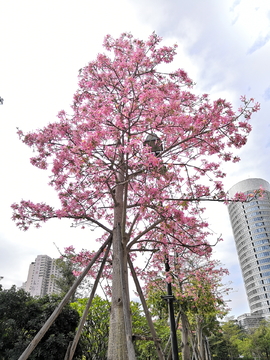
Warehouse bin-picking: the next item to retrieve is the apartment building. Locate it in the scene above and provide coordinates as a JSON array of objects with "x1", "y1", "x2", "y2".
[
  {"x1": 228, "y1": 178, "x2": 270, "y2": 318},
  {"x1": 22, "y1": 255, "x2": 61, "y2": 297}
]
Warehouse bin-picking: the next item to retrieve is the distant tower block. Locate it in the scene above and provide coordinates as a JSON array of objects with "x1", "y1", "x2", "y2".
[
  {"x1": 228, "y1": 178, "x2": 270, "y2": 317},
  {"x1": 22, "y1": 255, "x2": 61, "y2": 297}
]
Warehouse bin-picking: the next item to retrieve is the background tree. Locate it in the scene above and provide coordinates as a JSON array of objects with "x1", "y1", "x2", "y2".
[
  {"x1": 70, "y1": 295, "x2": 170, "y2": 360},
  {"x1": 144, "y1": 248, "x2": 229, "y2": 360},
  {"x1": 53, "y1": 251, "x2": 92, "y2": 302},
  {"x1": 221, "y1": 320, "x2": 244, "y2": 360},
  {"x1": 247, "y1": 320, "x2": 270, "y2": 360},
  {"x1": 53, "y1": 256, "x2": 77, "y2": 301},
  {"x1": 179, "y1": 262, "x2": 228, "y2": 360},
  {"x1": 233, "y1": 337, "x2": 253, "y2": 360},
  {"x1": 0, "y1": 286, "x2": 81, "y2": 360},
  {"x1": 70, "y1": 295, "x2": 110, "y2": 360},
  {"x1": 208, "y1": 329, "x2": 230, "y2": 360},
  {"x1": 131, "y1": 300, "x2": 171, "y2": 360},
  {"x1": 209, "y1": 318, "x2": 270, "y2": 360},
  {"x1": 11, "y1": 32, "x2": 259, "y2": 359}
]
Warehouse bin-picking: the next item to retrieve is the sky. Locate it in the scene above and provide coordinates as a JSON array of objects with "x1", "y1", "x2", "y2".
[{"x1": 0, "y1": 0, "x2": 270, "y2": 319}]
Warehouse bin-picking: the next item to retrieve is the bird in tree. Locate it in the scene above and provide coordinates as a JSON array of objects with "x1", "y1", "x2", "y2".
[{"x1": 12, "y1": 32, "x2": 259, "y2": 359}]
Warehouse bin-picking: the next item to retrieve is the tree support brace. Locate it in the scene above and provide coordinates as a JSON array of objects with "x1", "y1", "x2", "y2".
[
  {"x1": 128, "y1": 254, "x2": 165, "y2": 360},
  {"x1": 66, "y1": 239, "x2": 112, "y2": 360},
  {"x1": 18, "y1": 234, "x2": 112, "y2": 360}
]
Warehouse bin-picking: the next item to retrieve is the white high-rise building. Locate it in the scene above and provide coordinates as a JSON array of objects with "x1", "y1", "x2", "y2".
[
  {"x1": 228, "y1": 178, "x2": 270, "y2": 318},
  {"x1": 22, "y1": 255, "x2": 61, "y2": 297}
]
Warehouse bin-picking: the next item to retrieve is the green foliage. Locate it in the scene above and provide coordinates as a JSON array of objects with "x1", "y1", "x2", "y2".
[
  {"x1": 221, "y1": 320, "x2": 243, "y2": 359},
  {"x1": 71, "y1": 295, "x2": 110, "y2": 360},
  {"x1": 0, "y1": 286, "x2": 81, "y2": 360},
  {"x1": 209, "y1": 319, "x2": 270, "y2": 360},
  {"x1": 131, "y1": 301, "x2": 172, "y2": 360},
  {"x1": 248, "y1": 320, "x2": 270, "y2": 360},
  {"x1": 234, "y1": 337, "x2": 253, "y2": 360},
  {"x1": 53, "y1": 254, "x2": 91, "y2": 302},
  {"x1": 70, "y1": 296, "x2": 176, "y2": 359},
  {"x1": 146, "y1": 279, "x2": 226, "y2": 359},
  {"x1": 53, "y1": 256, "x2": 77, "y2": 301},
  {"x1": 208, "y1": 320, "x2": 246, "y2": 360},
  {"x1": 136, "y1": 288, "x2": 182, "y2": 358},
  {"x1": 208, "y1": 329, "x2": 230, "y2": 359}
]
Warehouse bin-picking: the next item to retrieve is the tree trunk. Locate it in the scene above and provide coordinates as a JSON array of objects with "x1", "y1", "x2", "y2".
[
  {"x1": 107, "y1": 226, "x2": 129, "y2": 359},
  {"x1": 180, "y1": 311, "x2": 191, "y2": 360},
  {"x1": 196, "y1": 318, "x2": 204, "y2": 360},
  {"x1": 107, "y1": 180, "x2": 132, "y2": 359},
  {"x1": 117, "y1": 223, "x2": 136, "y2": 360}
]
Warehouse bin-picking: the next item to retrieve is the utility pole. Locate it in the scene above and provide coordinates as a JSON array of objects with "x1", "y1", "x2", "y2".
[{"x1": 161, "y1": 258, "x2": 179, "y2": 360}]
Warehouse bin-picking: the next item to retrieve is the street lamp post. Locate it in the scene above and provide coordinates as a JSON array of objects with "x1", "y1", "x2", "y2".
[
  {"x1": 143, "y1": 133, "x2": 163, "y2": 156},
  {"x1": 161, "y1": 258, "x2": 179, "y2": 360},
  {"x1": 144, "y1": 133, "x2": 179, "y2": 358}
]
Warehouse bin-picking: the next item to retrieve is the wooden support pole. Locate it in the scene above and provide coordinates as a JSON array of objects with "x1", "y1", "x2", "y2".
[
  {"x1": 67, "y1": 240, "x2": 112, "y2": 360},
  {"x1": 164, "y1": 336, "x2": 171, "y2": 356},
  {"x1": 204, "y1": 336, "x2": 211, "y2": 360},
  {"x1": 182, "y1": 311, "x2": 201, "y2": 360},
  {"x1": 132, "y1": 335, "x2": 161, "y2": 342},
  {"x1": 18, "y1": 234, "x2": 112, "y2": 360},
  {"x1": 117, "y1": 223, "x2": 136, "y2": 360},
  {"x1": 64, "y1": 342, "x2": 72, "y2": 360},
  {"x1": 128, "y1": 254, "x2": 165, "y2": 360},
  {"x1": 167, "y1": 348, "x2": 172, "y2": 360}
]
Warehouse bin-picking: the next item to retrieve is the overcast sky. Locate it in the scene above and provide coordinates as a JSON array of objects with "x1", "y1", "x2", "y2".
[{"x1": 0, "y1": 0, "x2": 270, "y2": 318}]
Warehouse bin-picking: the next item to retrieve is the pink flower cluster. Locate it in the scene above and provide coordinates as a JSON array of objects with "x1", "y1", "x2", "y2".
[{"x1": 11, "y1": 32, "x2": 259, "y2": 291}]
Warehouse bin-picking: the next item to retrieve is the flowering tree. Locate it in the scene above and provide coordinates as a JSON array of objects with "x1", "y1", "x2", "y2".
[
  {"x1": 144, "y1": 247, "x2": 229, "y2": 360},
  {"x1": 12, "y1": 33, "x2": 259, "y2": 359},
  {"x1": 178, "y1": 262, "x2": 229, "y2": 360}
]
